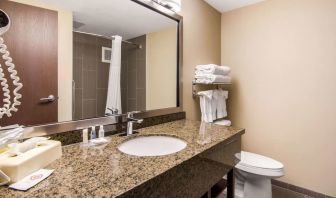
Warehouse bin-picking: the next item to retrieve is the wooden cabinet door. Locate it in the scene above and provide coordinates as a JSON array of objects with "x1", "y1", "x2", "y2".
[{"x1": 0, "y1": 1, "x2": 58, "y2": 126}]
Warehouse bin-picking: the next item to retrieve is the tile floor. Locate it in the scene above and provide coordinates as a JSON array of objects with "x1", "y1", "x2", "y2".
[{"x1": 214, "y1": 186, "x2": 323, "y2": 198}]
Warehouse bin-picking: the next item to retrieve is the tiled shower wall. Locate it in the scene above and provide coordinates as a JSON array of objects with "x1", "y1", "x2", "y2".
[
  {"x1": 121, "y1": 35, "x2": 147, "y2": 112},
  {"x1": 73, "y1": 32, "x2": 146, "y2": 120}
]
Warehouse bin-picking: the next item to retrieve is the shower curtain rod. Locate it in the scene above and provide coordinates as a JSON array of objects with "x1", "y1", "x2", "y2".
[{"x1": 73, "y1": 30, "x2": 142, "y2": 49}]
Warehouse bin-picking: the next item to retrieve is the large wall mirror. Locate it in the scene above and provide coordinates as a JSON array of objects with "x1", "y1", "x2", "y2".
[{"x1": 0, "y1": 0, "x2": 182, "y2": 131}]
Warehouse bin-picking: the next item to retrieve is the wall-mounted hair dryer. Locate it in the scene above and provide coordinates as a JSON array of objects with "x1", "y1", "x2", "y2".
[{"x1": 0, "y1": 9, "x2": 23, "y2": 119}]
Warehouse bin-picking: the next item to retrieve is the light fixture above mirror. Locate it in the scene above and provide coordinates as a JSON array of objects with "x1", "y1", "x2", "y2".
[{"x1": 151, "y1": 0, "x2": 181, "y2": 12}]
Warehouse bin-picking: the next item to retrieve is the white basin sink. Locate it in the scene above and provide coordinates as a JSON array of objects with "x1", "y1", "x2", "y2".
[{"x1": 118, "y1": 136, "x2": 187, "y2": 157}]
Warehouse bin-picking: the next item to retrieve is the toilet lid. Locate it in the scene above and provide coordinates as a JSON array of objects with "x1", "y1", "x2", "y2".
[{"x1": 239, "y1": 151, "x2": 284, "y2": 170}]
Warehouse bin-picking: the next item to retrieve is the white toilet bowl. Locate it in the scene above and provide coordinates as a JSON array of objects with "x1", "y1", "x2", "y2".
[{"x1": 234, "y1": 151, "x2": 284, "y2": 198}]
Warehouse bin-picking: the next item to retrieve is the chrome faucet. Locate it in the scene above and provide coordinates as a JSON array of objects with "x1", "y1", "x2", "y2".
[
  {"x1": 126, "y1": 111, "x2": 143, "y2": 136},
  {"x1": 105, "y1": 108, "x2": 119, "y2": 116}
]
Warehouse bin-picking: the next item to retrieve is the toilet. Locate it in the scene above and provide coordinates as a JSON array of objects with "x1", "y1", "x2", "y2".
[{"x1": 234, "y1": 151, "x2": 284, "y2": 198}]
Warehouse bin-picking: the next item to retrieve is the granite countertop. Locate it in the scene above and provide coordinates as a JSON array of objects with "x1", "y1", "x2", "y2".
[{"x1": 0, "y1": 119, "x2": 244, "y2": 198}]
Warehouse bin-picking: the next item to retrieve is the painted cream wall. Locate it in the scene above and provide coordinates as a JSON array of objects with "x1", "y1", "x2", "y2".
[
  {"x1": 180, "y1": 0, "x2": 222, "y2": 120},
  {"x1": 10, "y1": 0, "x2": 73, "y2": 122},
  {"x1": 146, "y1": 27, "x2": 177, "y2": 110},
  {"x1": 221, "y1": 0, "x2": 336, "y2": 196}
]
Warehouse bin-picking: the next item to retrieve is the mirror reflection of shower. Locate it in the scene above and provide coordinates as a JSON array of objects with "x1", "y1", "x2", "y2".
[
  {"x1": 0, "y1": 0, "x2": 178, "y2": 126},
  {"x1": 72, "y1": 30, "x2": 142, "y2": 119},
  {"x1": 0, "y1": 9, "x2": 23, "y2": 119},
  {"x1": 105, "y1": 35, "x2": 122, "y2": 116}
]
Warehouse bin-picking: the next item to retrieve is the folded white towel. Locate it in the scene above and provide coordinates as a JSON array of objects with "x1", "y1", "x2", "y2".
[
  {"x1": 195, "y1": 75, "x2": 232, "y2": 84},
  {"x1": 195, "y1": 64, "x2": 231, "y2": 76}
]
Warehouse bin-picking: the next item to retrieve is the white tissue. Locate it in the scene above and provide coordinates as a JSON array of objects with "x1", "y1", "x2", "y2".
[
  {"x1": 8, "y1": 137, "x2": 49, "y2": 156},
  {"x1": 0, "y1": 126, "x2": 24, "y2": 148}
]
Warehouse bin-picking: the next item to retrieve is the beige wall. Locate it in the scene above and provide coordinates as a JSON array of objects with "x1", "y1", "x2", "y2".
[
  {"x1": 221, "y1": 0, "x2": 336, "y2": 196},
  {"x1": 180, "y1": 0, "x2": 222, "y2": 120},
  {"x1": 146, "y1": 27, "x2": 177, "y2": 110},
  {"x1": 10, "y1": 0, "x2": 73, "y2": 122}
]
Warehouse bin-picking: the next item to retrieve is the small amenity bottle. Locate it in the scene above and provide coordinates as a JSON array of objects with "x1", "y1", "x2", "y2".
[
  {"x1": 82, "y1": 128, "x2": 89, "y2": 144},
  {"x1": 98, "y1": 125, "x2": 105, "y2": 139},
  {"x1": 90, "y1": 126, "x2": 96, "y2": 140}
]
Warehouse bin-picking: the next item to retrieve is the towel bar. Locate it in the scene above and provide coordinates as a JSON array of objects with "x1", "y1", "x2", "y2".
[{"x1": 192, "y1": 80, "x2": 231, "y2": 98}]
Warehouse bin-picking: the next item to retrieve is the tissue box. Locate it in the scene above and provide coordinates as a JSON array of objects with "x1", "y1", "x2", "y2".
[{"x1": 0, "y1": 140, "x2": 62, "y2": 183}]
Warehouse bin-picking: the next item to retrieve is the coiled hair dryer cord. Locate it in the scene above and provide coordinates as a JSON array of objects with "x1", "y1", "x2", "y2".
[
  {"x1": 0, "y1": 9, "x2": 23, "y2": 118},
  {"x1": 0, "y1": 37, "x2": 23, "y2": 118}
]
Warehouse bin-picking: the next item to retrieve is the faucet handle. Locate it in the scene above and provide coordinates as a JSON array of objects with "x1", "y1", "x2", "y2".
[
  {"x1": 127, "y1": 111, "x2": 141, "y2": 118},
  {"x1": 107, "y1": 108, "x2": 118, "y2": 114}
]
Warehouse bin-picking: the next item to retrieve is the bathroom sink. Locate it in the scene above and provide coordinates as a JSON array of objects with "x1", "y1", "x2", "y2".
[{"x1": 118, "y1": 136, "x2": 187, "y2": 157}]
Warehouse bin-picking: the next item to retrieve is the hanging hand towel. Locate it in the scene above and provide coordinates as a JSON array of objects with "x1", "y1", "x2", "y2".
[
  {"x1": 212, "y1": 90, "x2": 219, "y2": 120},
  {"x1": 198, "y1": 90, "x2": 214, "y2": 123},
  {"x1": 217, "y1": 90, "x2": 228, "y2": 119},
  {"x1": 199, "y1": 94, "x2": 207, "y2": 122}
]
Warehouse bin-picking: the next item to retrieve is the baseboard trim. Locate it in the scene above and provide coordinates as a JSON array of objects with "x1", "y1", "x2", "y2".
[{"x1": 271, "y1": 179, "x2": 335, "y2": 198}]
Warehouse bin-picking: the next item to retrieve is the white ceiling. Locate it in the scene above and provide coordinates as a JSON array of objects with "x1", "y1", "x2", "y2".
[
  {"x1": 41, "y1": 0, "x2": 177, "y2": 40},
  {"x1": 204, "y1": 0, "x2": 266, "y2": 13}
]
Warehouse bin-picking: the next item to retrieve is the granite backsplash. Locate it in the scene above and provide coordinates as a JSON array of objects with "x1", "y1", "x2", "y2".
[{"x1": 49, "y1": 112, "x2": 186, "y2": 146}]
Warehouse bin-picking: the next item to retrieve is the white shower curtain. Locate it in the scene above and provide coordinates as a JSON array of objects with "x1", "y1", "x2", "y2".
[{"x1": 105, "y1": 35, "x2": 122, "y2": 114}]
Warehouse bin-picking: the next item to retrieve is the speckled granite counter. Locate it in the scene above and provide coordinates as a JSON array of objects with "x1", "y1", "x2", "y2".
[{"x1": 0, "y1": 120, "x2": 244, "y2": 198}]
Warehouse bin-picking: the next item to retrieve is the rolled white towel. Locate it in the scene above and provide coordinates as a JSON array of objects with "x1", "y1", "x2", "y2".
[
  {"x1": 195, "y1": 75, "x2": 232, "y2": 84},
  {"x1": 214, "y1": 120, "x2": 231, "y2": 126},
  {"x1": 195, "y1": 64, "x2": 231, "y2": 76}
]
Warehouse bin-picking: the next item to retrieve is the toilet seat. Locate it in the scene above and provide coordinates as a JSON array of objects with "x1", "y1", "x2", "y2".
[{"x1": 235, "y1": 152, "x2": 284, "y2": 177}]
